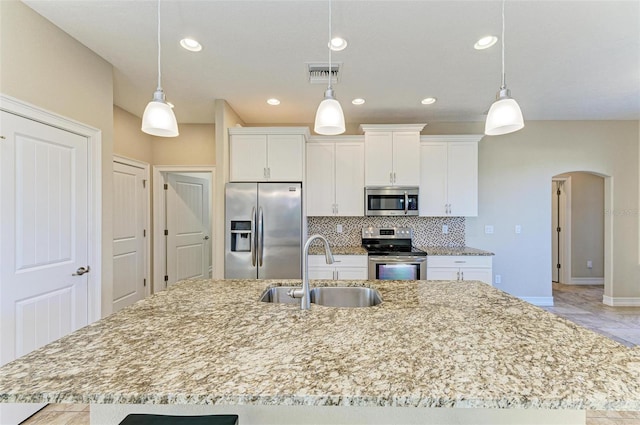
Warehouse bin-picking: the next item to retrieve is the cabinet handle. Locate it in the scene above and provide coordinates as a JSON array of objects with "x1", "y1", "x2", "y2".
[
  {"x1": 461, "y1": 271, "x2": 464, "y2": 281},
  {"x1": 263, "y1": 167, "x2": 267, "y2": 179},
  {"x1": 390, "y1": 172, "x2": 393, "y2": 184},
  {"x1": 267, "y1": 168, "x2": 271, "y2": 179},
  {"x1": 456, "y1": 271, "x2": 460, "y2": 281},
  {"x1": 335, "y1": 204, "x2": 338, "y2": 215},
  {"x1": 393, "y1": 172, "x2": 397, "y2": 183},
  {"x1": 336, "y1": 270, "x2": 339, "y2": 280}
]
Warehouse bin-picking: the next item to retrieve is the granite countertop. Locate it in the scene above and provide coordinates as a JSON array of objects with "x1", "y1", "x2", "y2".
[
  {"x1": 308, "y1": 246, "x2": 367, "y2": 255},
  {"x1": 420, "y1": 246, "x2": 495, "y2": 256},
  {"x1": 308, "y1": 246, "x2": 493, "y2": 256},
  {"x1": 1, "y1": 279, "x2": 639, "y2": 410}
]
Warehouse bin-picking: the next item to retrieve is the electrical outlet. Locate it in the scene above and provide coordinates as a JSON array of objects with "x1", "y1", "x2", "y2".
[
  {"x1": 587, "y1": 260, "x2": 593, "y2": 269},
  {"x1": 484, "y1": 225, "x2": 494, "y2": 234},
  {"x1": 515, "y1": 225, "x2": 522, "y2": 234},
  {"x1": 495, "y1": 274, "x2": 502, "y2": 284},
  {"x1": 336, "y1": 224, "x2": 343, "y2": 233},
  {"x1": 442, "y1": 225, "x2": 448, "y2": 234}
]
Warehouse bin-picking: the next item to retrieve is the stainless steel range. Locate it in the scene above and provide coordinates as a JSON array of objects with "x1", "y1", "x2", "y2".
[{"x1": 362, "y1": 227, "x2": 427, "y2": 280}]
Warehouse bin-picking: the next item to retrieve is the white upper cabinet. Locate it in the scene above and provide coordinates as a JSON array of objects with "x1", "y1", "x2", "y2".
[
  {"x1": 306, "y1": 137, "x2": 364, "y2": 216},
  {"x1": 419, "y1": 135, "x2": 481, "y2": 217},
  {"x1": 229, "y1": 127, "x2": 309, "y2": 182},
  {"x1": 361, "y1": 124, "x2": 425, "y2": 186}
]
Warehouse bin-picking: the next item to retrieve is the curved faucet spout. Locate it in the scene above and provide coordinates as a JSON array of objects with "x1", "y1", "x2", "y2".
[{"x1": 288, "y1": 234, "x2": 334, "y2": 310}]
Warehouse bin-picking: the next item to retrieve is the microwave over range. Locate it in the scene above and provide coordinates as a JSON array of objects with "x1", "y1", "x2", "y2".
[{"x1": 365, "y1": 187, "x2": 419, "y2": 216}]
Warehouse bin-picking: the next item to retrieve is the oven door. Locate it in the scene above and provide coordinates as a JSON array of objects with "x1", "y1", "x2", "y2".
[{"x1": 368, "y1": 256, "x2": 427, "y2": 280}]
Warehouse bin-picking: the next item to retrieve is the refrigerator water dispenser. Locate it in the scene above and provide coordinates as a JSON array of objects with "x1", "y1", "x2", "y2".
[{"x1": 230, "y1": 221, "x2": 252, "y2": 252}]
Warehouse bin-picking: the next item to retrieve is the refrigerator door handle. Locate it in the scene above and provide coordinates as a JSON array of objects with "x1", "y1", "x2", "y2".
[
  {"x1": 258, "y1": 206, "x2": 264, "y2": 267},
  {"x1": 250, "y1": 206, "x2": 257, "y2": 266}
]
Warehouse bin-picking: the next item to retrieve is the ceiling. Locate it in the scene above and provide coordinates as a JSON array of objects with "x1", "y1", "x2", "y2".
[{"x1": 23, "y1": 1, "x2": 640, "y2": 128}]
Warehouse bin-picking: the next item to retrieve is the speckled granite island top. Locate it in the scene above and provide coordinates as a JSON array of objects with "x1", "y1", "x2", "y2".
[
  {"x1": 1, "y1": 279, "x2": 639, "y2": 411},
  {"x1": 308, "y1": 246, "x2": 367, "y2": 255},
  {"x1": 420, "y1": 246, "x2": 494, "y2": 256}
]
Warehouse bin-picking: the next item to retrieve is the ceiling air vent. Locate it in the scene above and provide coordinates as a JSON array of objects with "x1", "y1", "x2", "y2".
[{"x1": 307, "y1": 63, "x2": 341, "y2": 84}]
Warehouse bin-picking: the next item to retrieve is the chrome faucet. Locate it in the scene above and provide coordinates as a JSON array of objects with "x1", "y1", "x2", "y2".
[{"x1": 288, "y1": 234, "x2": 334, "y2": 310}]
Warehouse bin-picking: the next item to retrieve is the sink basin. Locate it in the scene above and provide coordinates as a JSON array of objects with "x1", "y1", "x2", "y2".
[
  {"x1": 259, "y1": 286, "x2": 382, "y2": 308},
  {"x1": 258, "y1": 286, "x2": 301, "y2": 304}
]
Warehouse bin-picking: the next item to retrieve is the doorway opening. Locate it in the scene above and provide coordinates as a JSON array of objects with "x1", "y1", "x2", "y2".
[
  {"x1": 551, "y1": 171, "x2": 608, "y2": 307},
  {"x1": 152, "y1": 166, "x2": 216, "y2": 293}
]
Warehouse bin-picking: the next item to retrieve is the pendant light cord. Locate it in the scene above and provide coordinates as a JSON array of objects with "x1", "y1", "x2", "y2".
[
  {"x1": 328, "y1": 0, "x2": 332, "y2": 90},
  {"x1": 500, "y1": 0, "x2": 506, "y2": 89},
  {"x1": 157, "y1": 0, "x2": 162, "y2": 91}
]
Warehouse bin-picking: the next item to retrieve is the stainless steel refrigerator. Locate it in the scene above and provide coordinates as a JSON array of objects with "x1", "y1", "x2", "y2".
[{"x1": 225, "y1": 182, "x2": 302, "y2": 279}]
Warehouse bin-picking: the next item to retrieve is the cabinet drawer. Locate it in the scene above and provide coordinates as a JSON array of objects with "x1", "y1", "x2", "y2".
[
  {"x1": 308, "y1": 255, "x2": 367, "y2": 268},
  {"x1": 427, "y1": 255, "x2": 492, "y2": 268}
]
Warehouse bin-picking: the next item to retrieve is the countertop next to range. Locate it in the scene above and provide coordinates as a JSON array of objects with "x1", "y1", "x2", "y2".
[
  {"x1": 308, "y1": 246, "x2": 494, "y2": 256},
  {"x1": 0, "y1": 278, "x2": 639, "y2": 411}
]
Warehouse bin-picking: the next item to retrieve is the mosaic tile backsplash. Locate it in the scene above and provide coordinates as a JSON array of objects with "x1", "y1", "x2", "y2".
[{"x1": 307, "y1": 216, "x2": 465, "y2": 247}]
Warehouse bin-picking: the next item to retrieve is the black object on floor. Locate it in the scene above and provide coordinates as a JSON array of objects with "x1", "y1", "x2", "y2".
[{"x1": 118, "y1": 414, "x2": 239, "y2": 425}]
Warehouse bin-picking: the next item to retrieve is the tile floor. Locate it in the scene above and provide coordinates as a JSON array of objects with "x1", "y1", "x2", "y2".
[{"x1": 19, "y1": 283, "x2": 640, "y2": 425}]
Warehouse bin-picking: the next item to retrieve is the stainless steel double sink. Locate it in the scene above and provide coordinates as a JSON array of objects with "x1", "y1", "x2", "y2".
[{"x1": 259, "y1": 286, "x2": 382, "y2": 308}]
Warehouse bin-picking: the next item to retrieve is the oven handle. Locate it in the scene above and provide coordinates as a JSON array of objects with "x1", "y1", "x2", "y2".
[{"x1": 368, "y1": 256, "x2": 427, "y2": 263}]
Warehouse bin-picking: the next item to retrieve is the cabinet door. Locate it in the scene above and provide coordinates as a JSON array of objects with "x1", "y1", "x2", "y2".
[
  {"x1": 230, "y1": 135, "x2": 268, "y2": 181},
  {"x1": 364, "y1": 132, "x2": 393, "y2": 186},
  {"x1": 267, "y1": 134, "x2": 304, "y2": 181},
  {"x1": 419, "y1": 142, "x2": 448, "y2": 216},
  {"x1": 392, "y1": 132, "x2": 420, "y2": 186},
  {"x1": 306, "y1": 143, "x2": 336, "y2": 216},
  {"x1": 335, "y1": 267, "x2": 368, "y2": 280},
  {"x1": 447, "y1": 142, "x2": 478, "y2": 216},
  {"x1": 459, "y1": 268, "x2": 492, "y2": 285},
  {"x1": 426, "y1": 267, "x2": 459, "y2": 281},
  {"x1": 335, "y1": 142, "x2": 364, "y2": 216},
  {"x1": 308, "y1": 267, "x2": 335, "y2": 280}
]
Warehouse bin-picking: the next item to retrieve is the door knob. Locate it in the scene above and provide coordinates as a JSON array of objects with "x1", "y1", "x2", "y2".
[
  {"x1": 72, "y1": 266, "x2": 90, "y2": 276},
  {"x1": 203, "y1": 236, "x2": 210, "y2": 240}
]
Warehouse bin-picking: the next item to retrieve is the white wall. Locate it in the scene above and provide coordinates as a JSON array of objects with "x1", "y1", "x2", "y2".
[{"x1": 466, "y1": 121, "x2": 639, "y2": 303}]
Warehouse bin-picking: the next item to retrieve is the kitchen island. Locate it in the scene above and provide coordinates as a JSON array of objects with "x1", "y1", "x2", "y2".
[{"x1": 1, "y1": 279, "x2": 639, "y2": 424}]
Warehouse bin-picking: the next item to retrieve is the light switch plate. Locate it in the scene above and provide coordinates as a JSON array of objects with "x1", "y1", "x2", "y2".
[
  {"x1": 336, "y1": 224, "x2": 343, "y2": 233},
  {"x1": 484, "y1": 225, "x2": 494, "y2": 234},
  {"x1": 442, "y1": 225, "x2": 448, "y2": 234},
  {"x1": 495, "y1": 275, "x2": 502, "y2": 284},
  {"x1": 515, "y1": 225, "x2": 522, "y2": 234}
]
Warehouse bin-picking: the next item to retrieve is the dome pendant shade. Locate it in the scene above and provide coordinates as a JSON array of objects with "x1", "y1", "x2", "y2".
[
  {"x1": 484, "y1": 88, "x2": 524, "y2": 136},
  {"x1": 142, "y1": 89, "x2": 179, "y2": 137},
  {"x1": 314, "y1": 88, "x2": 345, "y2": 135}
]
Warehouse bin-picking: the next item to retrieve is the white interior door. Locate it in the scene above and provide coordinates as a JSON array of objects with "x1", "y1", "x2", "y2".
[
  {"x1": 166, "y1": 174, "x2": 210, "y2": 285},
  {"x1": 0, "y1": 111, "x2": 89, "y2": 422},
  {"x1": 113, "y1": 161, "x2": 147, "y2": 312}
]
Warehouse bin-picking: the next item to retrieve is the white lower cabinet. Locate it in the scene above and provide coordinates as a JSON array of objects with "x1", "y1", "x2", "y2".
[
  {"x1": 308, "y1": 255, "x2": 368, "y2": 280},
  {"x1": 427, "y1": 256, "x2": 493, "y2": 285}
]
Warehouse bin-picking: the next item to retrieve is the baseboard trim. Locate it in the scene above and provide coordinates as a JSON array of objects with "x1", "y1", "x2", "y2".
[
  {"x1": 603, "y1": 296, "x2": 640, "y2": 307},
  {"x1": 519, "y1": 296, "x2": 554, "y2": 307},
  {"x1": 568, "y1": 277, "x2": 604, "y2": 285}
]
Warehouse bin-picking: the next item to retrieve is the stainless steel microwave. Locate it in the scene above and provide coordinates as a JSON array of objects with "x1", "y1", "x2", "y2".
[{"x1": 365, "y1": 187, "x2": 419, "y2": 216}]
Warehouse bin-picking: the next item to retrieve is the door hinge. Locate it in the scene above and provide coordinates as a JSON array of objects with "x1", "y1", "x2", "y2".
[
  {"x1": 557, "y1": 263, "x2": 561, "y2": 269},
  {"x1": 143, "y1": 229, "x2": 146, "y2": 237},
  {"x1": 164, "y1": 229, "x2": 168, "y2": 236},
  {"x1": 164, "y1": 275, "x2": 169, "y2": 282},
  {"x1": 557, "y1": 188, "x2": 561, "y2": 196},
  {"x1": 557, "y1": 227, "x2": 561, "y2": 232},
  {"x1": 143, "y1": 278, "x2": 146, "y2": 287},
  {"x1": 143, "y1": 179, "x2": 147, "y2": 188},
  {"x1": 164, "y1": 183, "x2": 168, "y2": 190}
]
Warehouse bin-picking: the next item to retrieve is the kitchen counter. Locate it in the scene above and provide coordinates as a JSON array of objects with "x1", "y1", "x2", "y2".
[
  {"x1": 1, "y1": 279, "x2": 639, "y2": 423},
  {"x1": 308, "y1": 245, "x2": 367, "y2": 255},
  {"x1": 420, "y1": 246, "x2": 494, "y2": 256},
  {"x1": 308, "y1": 246, "x2": 493, "y2": 256}
]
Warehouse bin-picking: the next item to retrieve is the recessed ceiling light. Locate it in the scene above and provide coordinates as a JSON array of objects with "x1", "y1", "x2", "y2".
[
  {"x1": 352, "y1": 98, "x2": 365, "y2": 105},
  {"x1": 180, "y1": 38, "x2": 202, "y2": 52},
  {"x1": 328, "y1": 37, "x2": 348, "y2": 51},
  {"x1": 421, "y1": 97, "x2": 437, "y2": 105},
  {"x1": 474, "y1": 35, "x2": 498, "y2": 50},
  {"x1": 267, "y1": 98, "x2": 280, "y2": 106}
]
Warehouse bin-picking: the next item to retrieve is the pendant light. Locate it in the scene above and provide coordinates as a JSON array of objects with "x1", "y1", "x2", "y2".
[
  {"x1": 314, "y1": 0, "x2": 345, "y2": 136},
  {"x1": 485, "y1": 0, "x2": 524, "y2": 136},
  {"x1": 141, "y1": 0, "x2": 179, "y2": 137}
]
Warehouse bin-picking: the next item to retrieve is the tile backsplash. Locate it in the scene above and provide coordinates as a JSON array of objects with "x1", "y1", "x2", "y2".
[{"x1": 307, "y1": 216, "x2": 465, "y2": 247}]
